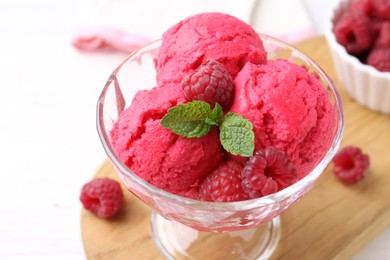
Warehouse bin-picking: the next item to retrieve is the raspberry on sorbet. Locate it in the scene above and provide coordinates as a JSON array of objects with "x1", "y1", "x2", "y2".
[
  {"x1": 199, "y1": 160, "x2": 249, "y2": 202},
  {"x1": 181, "y1": 60, "x2": 235, "y2": 109},
  {"x1": 241, "y1": 147, "x2": 298, "y2": 199}
]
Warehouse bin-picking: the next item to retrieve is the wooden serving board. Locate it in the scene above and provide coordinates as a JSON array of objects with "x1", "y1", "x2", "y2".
[{"x1": 80, "y1": 37, "x2": 390, "y2": 259}]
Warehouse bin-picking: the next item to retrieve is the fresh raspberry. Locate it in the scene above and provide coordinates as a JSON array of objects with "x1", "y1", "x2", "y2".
[
  {"x1": 332, "y1": 146, "x2": 370, "y2": 184},
  {"x1": 350, "y1": 0, "x2": 372, "y2": 15},
  {"x1": 80, "y1": 178, "x2": 124, "y2": 218},
  {"x1": 333, "y1": 10, "x2": 374, "y2": 54},
  {"x1": 371, "y1": 0, "x2": 390, "y2": 19},
  {"x1": 375, "y1": 22, "x2": 390, "y2": 48},
  {"x1": 367, "y1": 48, "x2": 390, "y2": 72},
  {"x1": 199, "y1": 160, "x2": 249, "y2": 202},
  {"x1": 241, "y1": 147, "x2": 298, "y2": 199},
  {"x1": 181, "y1": 60, "x2": 234, "y2": 108}
]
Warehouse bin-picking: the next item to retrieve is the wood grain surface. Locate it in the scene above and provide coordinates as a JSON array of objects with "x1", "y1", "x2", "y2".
[{"x1": 80, "y1": 36, "x2": 390, "y2": 260}]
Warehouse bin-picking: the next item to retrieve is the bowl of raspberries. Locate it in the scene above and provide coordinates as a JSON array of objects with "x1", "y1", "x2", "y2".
[{"x1": 325, "y1": 0, "x2": 390, "y2": 114}]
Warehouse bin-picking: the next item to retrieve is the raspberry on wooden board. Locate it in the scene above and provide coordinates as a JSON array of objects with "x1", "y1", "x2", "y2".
[
  {"x1": 332, "y1": 146, "x2": 370, "y2": 184},
  {"x1": 80, "y1": 178, "x2": 124, "y2": 218}
]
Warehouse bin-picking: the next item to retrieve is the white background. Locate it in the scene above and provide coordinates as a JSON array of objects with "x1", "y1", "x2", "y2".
[{"x1": 0, "y1": 0, "x2": 388, "y2": 259}]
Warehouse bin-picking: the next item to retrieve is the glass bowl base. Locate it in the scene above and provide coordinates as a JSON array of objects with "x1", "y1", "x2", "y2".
[{"x1": 150, "y1": 211, "x2": 281, "y2": 260}]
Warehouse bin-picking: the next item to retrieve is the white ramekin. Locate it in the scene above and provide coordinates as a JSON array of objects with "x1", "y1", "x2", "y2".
[{"x1": 324, "y1": 0, "x2": 390, "y2": 114}]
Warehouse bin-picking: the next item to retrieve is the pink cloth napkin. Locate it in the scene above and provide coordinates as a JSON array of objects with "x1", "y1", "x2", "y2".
[
  {"x1": 71, "y1": 25, "x2": 314, "y2": 53},
  {"x1": 273, "y1": 27, "x2": 316, "y2": 44},
  {"x1": 71, "y1": 27, "x2": 151, "y2": 53}
]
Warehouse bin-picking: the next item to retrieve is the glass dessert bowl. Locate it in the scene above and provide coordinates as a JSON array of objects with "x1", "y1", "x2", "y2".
[{"x1": 97, "y1": 34, "x2": 344, "y2": 259}]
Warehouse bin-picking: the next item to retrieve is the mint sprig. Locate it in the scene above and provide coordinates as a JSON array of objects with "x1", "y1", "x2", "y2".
[
  {"x1": 205, "y1": 103, "x2": 223, "y2": 126},
  {"x1": 160, "y1": 101, "x2": 254, "y2": 157},
  {"x1": 220, "y1": 113, "x2": 254, "y2": 157},
  {"x1": 160, "y1": 101, "x2": 213, "y2": 138}
]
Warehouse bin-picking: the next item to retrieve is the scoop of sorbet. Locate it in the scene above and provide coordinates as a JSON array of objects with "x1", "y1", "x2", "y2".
[
  {"x1": 155, "y1": 12, "x2": 267, "y2": 85},
  {"x1": 229, "y1": 60, "x2": 335, "y2": 178}
]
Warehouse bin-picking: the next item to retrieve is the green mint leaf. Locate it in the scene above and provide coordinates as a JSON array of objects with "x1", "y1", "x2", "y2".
[
  {"x1": 160, "y1": 101, "x2": 213, "y2": 138},
  {"x1": 219, "y1": 112, "x2": 255, "y2": 157},
  {"x1": 205, "y1": 103, "x2": 223, "y2": 126}
]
